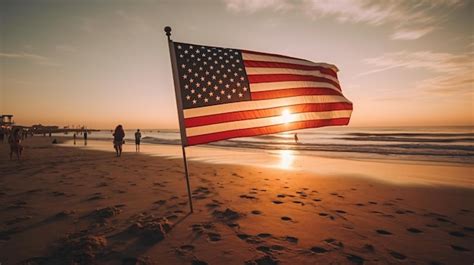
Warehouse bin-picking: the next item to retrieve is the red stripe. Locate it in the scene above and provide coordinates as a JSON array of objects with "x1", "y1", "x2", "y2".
[
  {"x1": 248, "y1": 74, "x2": 341, "y2": 90},
  {"x1": 242, "y1": 50, "x2": 312, "y2": 62},
  {"x1": 184, "y1": 102, "x2": 353, "y2": 128},
  {"x1": 244, "y1": 60, "x2": 338, "y2": 78},
  {"x1": 251, "y1": 87, "x2": 342, "y2": 100},
  {"x1": 186, "y1": 118, "x2": 351, "y2": 146}
]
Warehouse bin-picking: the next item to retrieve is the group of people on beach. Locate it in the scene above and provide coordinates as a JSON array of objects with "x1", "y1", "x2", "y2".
[
  {"x1": 112, "y1": 125, "x2": 142, "y2": 157},
  {"x1": 1, "y1": 127, "x2": 24, "y2": 160}
]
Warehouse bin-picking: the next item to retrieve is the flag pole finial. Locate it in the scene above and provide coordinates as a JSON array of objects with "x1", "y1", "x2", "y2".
[{"x1": 164, "y1": 26, "x2": 172, "y2": 41}]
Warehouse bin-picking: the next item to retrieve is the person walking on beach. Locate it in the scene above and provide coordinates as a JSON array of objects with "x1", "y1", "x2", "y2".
[
  {"x1": 83, "y1": 130, "x2": 88, "y2": 146},
  {"x1": 134, "y1": 129, "x2": 142, "y2": 152},
  {"x1": 294, "y1": 133, "x2": 299, "y2": 144},
  {"x1": 73, "y1": 133, "x2": 76, "y2": 145},
  {"x1": 8, "y1": 128, "x2": 23, "y2": 160},
  {"x1": 113, "y1": 125, "x2": 125, "y2": 157}
]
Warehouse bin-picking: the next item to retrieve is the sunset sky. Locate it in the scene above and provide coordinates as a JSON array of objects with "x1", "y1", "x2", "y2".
[{"x1": 1, "y1": 0, "x2": 472, "y2": 129}]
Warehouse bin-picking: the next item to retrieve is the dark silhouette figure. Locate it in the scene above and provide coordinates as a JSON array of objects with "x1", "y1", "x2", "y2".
[
  {"x1": 83, "y1": 130, "x2": 88, "y2": 146},
  {"x1": 73, "y1": 133, "x2": 76, "y2": 145},
  {"x1": 294, "y1": 133, "x2": 299, "y2": 144},
  {"x1": 113, "y1": 125, "x2": 125, "y2": 157},
  {"x1": 8, "y1": 128, "x2": 23, "y2": 160},
  {"x1": 135, "y1": 129, "x2": 142, "y2": 152}
]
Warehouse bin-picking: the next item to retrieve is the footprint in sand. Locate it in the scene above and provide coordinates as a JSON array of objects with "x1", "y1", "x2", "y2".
[
  {"x1": 256, "y1": 246, "x2": 271, "y2": 253},
  {"x1": 257, "y1": 233, "x2": 272, "y2": 238},
  {"x1": 346, "y1": 254, "x2": 365, "y2": 265},
  {"x1": 376, "y1": 229, "x2": 392, "y2": 235},
  {"x1": 207, "y1": 232, "x2": 221, "y2": 242},
  {"x1": 451, "y1": 245, "x2": 470, "y2": 252},
  {"x1": 251, "y1": 210, "x2": 262, "y2": 215},
  {"x1": 272, "y1": 200, "x2": 284, "y2": 204},
  {"x1": 319, "y1": 213, "x2": 329, "y2": 217},
  {"x1": 449, "y1": 231, "x2": 466, "y2": 237},
  {"x1": 310, "y1": 246, "x2": 328, "y2": 254},
  {"x1": 191, "y1": 259, "x2": 208, "y2": 265},
  {"x1": 292, "y1": 200, "x2": 304, "y2": 205},
  {"x1": 240, "y1": 194, "x2": 257, "y2": 199},
  {"x1": 284, "y1": 236, "x2": 298, "y2": 243},
  {"x1": 277, "y1": 194, "x2": 286, "y2": 198},
  {"x1": 179, "y1": 244, "x2": 195, "y2": 252},
  {"x1": 407, "y1": 228, "x2": 423, "y2": 234},
  {"x1": 281, "y1": 216, "x2": 293, "y2": 221},
  {"x1": 335, "y1": 210, "x2": 347, "y2": 214},
  {"x1": 368, "y1": 201, "x2": 378, "y2": 205},
  {"x1": 313, "y1": 198, "x2": 322, "y2": 202},
  {"x1": 389, "y1": 251, "x2": 406, "y2": 260}
]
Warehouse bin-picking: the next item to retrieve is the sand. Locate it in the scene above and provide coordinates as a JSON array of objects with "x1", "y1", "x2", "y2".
[{"x1": 0, "y1": 136, "x2": 473, "y2": 265}]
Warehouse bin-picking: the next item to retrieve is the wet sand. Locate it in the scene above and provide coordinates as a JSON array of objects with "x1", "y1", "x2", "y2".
[{"x1": 0, "y1": 136, "x2": 473, "y2": 264}]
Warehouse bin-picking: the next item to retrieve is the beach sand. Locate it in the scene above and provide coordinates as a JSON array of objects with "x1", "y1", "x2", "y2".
[{"x1": 0, "y1": 137, "x2": 473, "y2": 265}]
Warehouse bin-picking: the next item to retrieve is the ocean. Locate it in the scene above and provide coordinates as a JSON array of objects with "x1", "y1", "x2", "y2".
[{"x1": 73, "y1": 126, "x2": 473, "y2": 165}]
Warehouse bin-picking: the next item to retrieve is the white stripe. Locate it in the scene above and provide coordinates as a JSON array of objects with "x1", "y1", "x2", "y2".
[
  {"x1": 186, "y1": 110, "x2": 352, "y2": 137},
  {"x1": 242, "y1": 52, "x2": 338, "y2": 72},
  {"x1": 245, "y1": 67, "x2": 339, "y2": 84},
  {"x1": 249, "y1": 81, "x2": 340, "y2": 93},
  {"x1": 183, "y1": 95, "x2": 351, "y2": 118}
]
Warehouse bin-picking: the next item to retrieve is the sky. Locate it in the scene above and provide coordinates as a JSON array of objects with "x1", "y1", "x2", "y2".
[{"x1": 0, "y1": 0, "x2": 473, "y2": 129}]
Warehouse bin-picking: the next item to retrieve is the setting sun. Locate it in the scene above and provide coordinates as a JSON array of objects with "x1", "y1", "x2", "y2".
[{"x1": 281, "y1": 109, "x2": 294, "y2": 124}]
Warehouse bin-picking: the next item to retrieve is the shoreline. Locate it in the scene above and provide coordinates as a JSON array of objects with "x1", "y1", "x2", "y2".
[
  {"x1": 0, "y1": 137, "x2": 473, "y2": 264},
  {"x1": 60, "y1": 136, "x2": 474, "y2": 189}
]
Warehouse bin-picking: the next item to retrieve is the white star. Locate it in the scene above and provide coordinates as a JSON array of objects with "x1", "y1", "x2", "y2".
[
  {"x1": 232, "y1": 88, "x2": 236, "y2": 93},
  {"x1": 186, "y1": 95, "x2": 191, "y2": 100},
  {"x1": 225, "y1": 84, "x2": 230, "y2": 88},
  {"x1": 190, "y1": 79, "x2": 194, "y2": 83},
  {"x1": 220, "y1": 90, "x2": 225, "y2": 94},
  {"x1": 230, "y1": 78, "x2": 234, "y2": 82},
  {"x1": 184, "y1": 50, "x2": 188, "y2": 54},
  {"x1": 177, "y1": 45, "x2": 182, "y2": 49},
  {"x1": 227, "y1": 94, "x2": 231, "y2": 99},
  {"x1": 243, "y1": 86, "x2": 248, "y2": 91},
  {"x1": 212, "y1": 75, "x2": 216, "y2": 80},
  {"x1": 181, "y1": 64, "x2": 186, "y2": 68},
  {"x1": 189, "y1": 45, "x2": 193, "y2": 49},
  {"x1": 191, "y1": 89, "x2": 195, "y2": 94},
  {"x1": 194, "y1": 73, "x2": 198, "y2": 77},
  {"x1": 238, "y1": 93, "x2": 243, "y2": 97},
  {"x1": 216, "y1": 96, "x2": 220, "y2": 101},
  {"x1": 223, "y1": 74, "x2": 227, "y2": 78},
  {"x1": 182, "y1": 74, "x2": 187, "y2": 79},
  {"x1": 207, "y1": 81, "x2": 211, "y2": 86},
  {"x1": 192, "y1": 99, "x2": 197, "y2": 104},
  {"x1": 240, "y1": 76, "x2": 244, "y2": 80},
  {"x1": 200, "y1": 77, "x2": 205, "y2": 81},
  {"x1": 236, "y1": 59, "x2": 240, "y2": 63},
  {"x1": 213, "y1": 85, "x2": 218, "y2": 90},
  {"x1": 188, "y1": 68, "x2": 192, "y2": 73},
  {"x1": 236, "y1": 82, "x2": 241, "y2": 87},
  {"x1": 234, "y1": 72, "x2": 238, "y2": 76},
  {"x1": 218, "y1": 79, "x2": 223, "y2": 84},
  {"x1": 202, "y1": 87, "x2": 207, "y2": 92},
  {"x1": 184, "y1": 84, "x2": 189, "y2": 89},
  {"x1": 209, "y1": 92, "x2": 214, "y2": 96},
  {"x1": 197, "y1": 94, "x2": 202, "y2": 98},
  {"x1": 204, "y1": 98, "x2": 209, "y2": 102},
  {"x1": 196, "y1": 83, "x2": 201, "y2": 87}
]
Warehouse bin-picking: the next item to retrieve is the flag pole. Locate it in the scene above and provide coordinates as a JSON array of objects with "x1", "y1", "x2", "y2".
[{"x1": 165, "y1": 26, "x2": 194, "y2": 213}]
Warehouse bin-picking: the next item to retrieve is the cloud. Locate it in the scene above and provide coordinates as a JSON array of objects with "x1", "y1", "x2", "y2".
[
  {"x1": 224, "y1": 0, "x2": 293, "y2": 13},
  {"x1": 0, "y1": 52, "x2": 61, "y2": 67},
  {"x1": 390, "y1": 27, "x2": 436, "y2": 40},
  {"x1": 361, "y1": 50, "x2": 473, "y2": 94},
  {"x1": 223, "y1": 0, "x2": 465, "y2": 40}
]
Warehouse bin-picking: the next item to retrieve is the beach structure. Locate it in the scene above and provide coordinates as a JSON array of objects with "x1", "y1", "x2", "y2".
[{"x1": 0, "y1": 114, "x2": 14, "y2": 128}]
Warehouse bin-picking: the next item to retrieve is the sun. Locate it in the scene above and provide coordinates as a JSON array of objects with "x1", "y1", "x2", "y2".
[{"x1": 281, "y1": 109, "x2": 294, "y2": 124}]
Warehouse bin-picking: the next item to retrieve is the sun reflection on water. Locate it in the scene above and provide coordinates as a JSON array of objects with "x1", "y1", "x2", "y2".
[{"x1": 278, "y1": 149, "x2": 295, "y2": 169}]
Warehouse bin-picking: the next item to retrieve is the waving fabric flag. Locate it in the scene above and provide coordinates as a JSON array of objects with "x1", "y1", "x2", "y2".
[{"x1": 171, "y1": 42, "x2": 353, "y2": 146}]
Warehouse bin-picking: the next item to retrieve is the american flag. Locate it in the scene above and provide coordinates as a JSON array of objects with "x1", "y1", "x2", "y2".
[{"x1": 172, "y1": 42, "x2": 353, "y2": 146}]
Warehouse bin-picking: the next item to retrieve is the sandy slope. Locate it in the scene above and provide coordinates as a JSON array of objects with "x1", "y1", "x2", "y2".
[{"x1": 0, "y1": 136, "x2": 473, "y2": 265}]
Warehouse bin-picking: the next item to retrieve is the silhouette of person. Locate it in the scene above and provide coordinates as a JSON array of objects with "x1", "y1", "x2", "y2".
[
  {"x1": 135, "y1": 129, "x2": 142, "y2": 152},
  {"x1": 8, "y1": 128, "x2": 23, "y2": 160},
  {"x1": 83, "y1": 130, "x2": 88, "y2": 145},
  {"x1": 294, "y1": 133, "x2": 299, "y2": 144},
  {"x1": 73, "y1": 133, "x2": 76, "y2": 145},
  {"x1": 113, "y1": 125, "x2": 125, "y2": 157}
]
